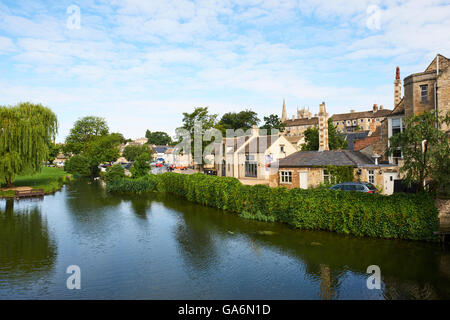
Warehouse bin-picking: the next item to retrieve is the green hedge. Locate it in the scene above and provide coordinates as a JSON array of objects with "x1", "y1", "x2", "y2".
[{"x1": 107, "y1": 173, "x2": 439, "y2": 241}]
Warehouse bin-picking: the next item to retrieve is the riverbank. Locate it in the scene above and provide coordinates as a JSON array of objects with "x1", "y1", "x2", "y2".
[
  {"x1": 107, "y1": 173, "x2": 439, "y2": 241},
  {"x1": 0, "y1": 167, "x2": 72, "y2": 198}
]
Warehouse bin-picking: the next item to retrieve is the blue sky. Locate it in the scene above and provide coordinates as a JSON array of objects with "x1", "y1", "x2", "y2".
[{"x1": 1, "y1": 0, "x2": 449, "y2": 142}]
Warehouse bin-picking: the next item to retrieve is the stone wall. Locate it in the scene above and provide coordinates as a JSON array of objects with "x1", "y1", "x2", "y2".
[{"x1": 437, "y1": 67, "x2": 450, "y2": 133}]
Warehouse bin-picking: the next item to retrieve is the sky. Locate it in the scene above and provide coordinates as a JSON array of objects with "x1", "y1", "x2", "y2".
[{"x1": 0, "y1": 0, "x2": 450, "y2": 142}]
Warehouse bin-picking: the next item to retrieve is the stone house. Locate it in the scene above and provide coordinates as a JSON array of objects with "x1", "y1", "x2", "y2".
[
  {"x1": 358, "y1": 54, "x2": 450, "y2": 165},
  {"x1": 215, "y1": 126, "x2": 297, "y2": 182},
  {"x1": 270, "y1": 102, "x2": 399, "y2": 194}
]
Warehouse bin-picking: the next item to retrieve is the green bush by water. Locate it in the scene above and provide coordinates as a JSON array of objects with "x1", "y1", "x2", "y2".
[{"x1": 107, "y1": 172, "x2": 439, "y2": 241}]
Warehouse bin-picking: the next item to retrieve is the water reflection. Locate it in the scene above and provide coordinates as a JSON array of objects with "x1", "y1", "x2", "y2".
[
  {"x1": 0, "y1": 200, "x2": 57, "y2": 280},
  {"x1": 154, "y1": 193, "x2": 450, "y2": 299}
]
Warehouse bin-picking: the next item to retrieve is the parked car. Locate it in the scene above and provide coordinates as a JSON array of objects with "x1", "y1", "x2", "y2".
[{"x1": 330, "y1": 182, "x2": 378, "y2": 193}]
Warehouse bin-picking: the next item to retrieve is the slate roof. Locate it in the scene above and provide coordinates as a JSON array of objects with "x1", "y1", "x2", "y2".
[
  {"x1": 276, "y1": 150, "x2": 374, "y2": 168},
  {"x1": 284, "y1": 117, "x2": 318, "y2": 126},
  {"x1": 339, "y1": 131, "x2": 370, "y2": 150},
  {"x1": 331, "y1": 109, "x2": 392, "y2": 121},
  {"x1": 153, "y1": 146, "x2": 169, "y2": 154}
]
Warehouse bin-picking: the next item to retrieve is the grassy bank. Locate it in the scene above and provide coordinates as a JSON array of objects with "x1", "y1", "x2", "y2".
[
  {"x1": 107, "y1": 173, "x2": 439, "y2": 241},
  {"x1": 0, "y1": 167, "x2": 72, "y2": 198}
]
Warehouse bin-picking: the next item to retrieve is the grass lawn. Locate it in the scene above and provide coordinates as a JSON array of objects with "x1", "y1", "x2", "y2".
[{"x1": 0, "y1": 167, "x2": 72, "y2": 197}]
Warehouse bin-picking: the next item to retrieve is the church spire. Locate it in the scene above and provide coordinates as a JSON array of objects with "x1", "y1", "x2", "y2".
[{"x1": 281, "y1": 98, "x2": 287, "y2": 122}]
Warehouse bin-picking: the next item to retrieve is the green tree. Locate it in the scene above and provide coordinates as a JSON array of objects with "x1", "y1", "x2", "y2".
[
  {"x1": 217, "y1": 109, "x2": 259, "y2": 133},
  {"x1": 176, "y1": 107, "x2": 219, "y2": 169},
  {"x1": 301, "y1": 118, "x2": 347, "y2": 151},
  {"x1": 105, "y1": 164, "x2": 125, "y2": 182},
  {"x1": 85, "y1": 134, "x2": 122, "y2": 175},
  {"x1": 0, "y1": 102, "x2": 57, "y2": 186},
  {"x1": 47, "y1": 142, "x2": 61, "y2": 164},
  {"x1": 123, "y1": 144, "x2": 153, "y2": 162},
  {"x1": 64, "y1": 155, "x2": 90, "y2": 176},
  {"x1": 260, "y1": 114, "x2": 286, "y2": 134},
  {"x1": 130, "y1": 154, "x2": 150, "y2": 178},
  {"x1": 65, "y1": 116, "x2": 109, "y2": 155},
  {"x1": 388, "y1": 111, "x2": 450, "y2": 193},
  {"x1": 145, "y1": 131, "x2": 172, "y2": 145}
]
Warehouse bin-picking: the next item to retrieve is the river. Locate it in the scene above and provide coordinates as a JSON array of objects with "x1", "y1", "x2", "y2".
[{"x1": 0, "y1": 179, "x2": 449, "y2": 299}]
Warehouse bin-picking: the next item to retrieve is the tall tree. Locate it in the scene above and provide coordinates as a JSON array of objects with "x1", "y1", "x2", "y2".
[
  {"x1": 123, "y1": 144, "x2": 152, "y2": 162},
  {"x1": 301, "y1": 118, "x2": 347, "y2": 151},
  {"x1": 217, "y1": 109, "x2": 259, "y2": 133},
  {"x1": 65, "y1": 116, "x2": 109, "y2": 155},
  {"x1": 388, "y1": 111, "x2": 450, "y2": 193},
  {"x1": 145, "y1": 131, "x2": 172, "y2": 146},
  {"x1": 260, "y1": 114, "x2": 286, "y2": 134},
  {"x1": 84, "y1": 134, "x2": 122, "y2": 175},
  {"x1": 176, "y1": 107, "x2": 219, "y2": 168},
  {"x1": 0, "y1": 102, "x2": 58, "y2": 186}
]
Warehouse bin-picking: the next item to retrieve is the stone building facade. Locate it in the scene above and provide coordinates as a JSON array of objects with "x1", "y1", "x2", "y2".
[{"x1": 271, "y1": 103, "x2": 399, "y2": 194}]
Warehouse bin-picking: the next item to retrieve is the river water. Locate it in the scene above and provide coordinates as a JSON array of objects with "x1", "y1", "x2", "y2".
[{"x1": 0, "y1": 179, "x2": 449, "y2": 299}]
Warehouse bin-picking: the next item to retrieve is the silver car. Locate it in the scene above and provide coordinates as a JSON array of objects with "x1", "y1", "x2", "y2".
[{"x1": 330, "y1": 182, "x2": 378, "y2": 193}]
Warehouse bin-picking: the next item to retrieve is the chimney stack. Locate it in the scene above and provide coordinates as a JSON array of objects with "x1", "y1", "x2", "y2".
[
  {"x1": 373, "y1": 103, "x2": 378, "y2": 112},
  {"x1": 394, "y1": 66, "x2": 401, "y2": 107},
  {"x1": 318, "y1": 102, "x2": 329, "y2": 152},
  {"x1": 379, "y1": 105, "x2": 384, "y2": 110},
  {"x1": 369, "y1": 118, "x2": 376, "y2": 135}
]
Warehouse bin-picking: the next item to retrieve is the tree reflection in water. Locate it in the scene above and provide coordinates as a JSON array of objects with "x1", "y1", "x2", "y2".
[{"x1": 0, "y1": 199, "x2": 57, "y2": 280}]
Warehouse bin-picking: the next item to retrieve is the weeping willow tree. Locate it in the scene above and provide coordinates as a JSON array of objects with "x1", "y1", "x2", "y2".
[{"x1": 0, "y1": 102, "x2": 58, "y2": 186}]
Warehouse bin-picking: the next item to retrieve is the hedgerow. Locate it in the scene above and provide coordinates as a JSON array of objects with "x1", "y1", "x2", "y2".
[{"x1": 107, "y1": 172, "x2": 439, "y2": 241}]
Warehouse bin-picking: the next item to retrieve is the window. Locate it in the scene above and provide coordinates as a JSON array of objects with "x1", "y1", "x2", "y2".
[
  {"x1": 368, "y1": 170, "x2": 375, "y2": 184},
  {"x1": 360, "y1": 119, "x2": 364, "y2": 123},
  {"x1": 392, "y1": 118, "x2": 402, "y2": 135},
  {"x1": 280, "y1": 145, "x2": 285, "y2": 153},
  {"x1": 420, "y1": 85, "x2": 428, "y2": 102},
  {"x1": 393, "y1": 149, "x2": 402, "y2": 158},
  {"x1": 227, "y1": 163, "x2": 230, "y2": 171},
  {"x1": 280, "y1": 171, "x2": 292, "y2": 183},
  {"x1": 323, "y1": 169, "x2": 331, "y2": 183}
]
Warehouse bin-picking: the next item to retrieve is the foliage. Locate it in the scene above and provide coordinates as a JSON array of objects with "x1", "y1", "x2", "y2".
[
  {"x1": 0, "y1": 102, "x2": 58, "y2": 186},
  {"x1": 47, "y1": 142, "x2": 62, "y2": 164},
  {"x1": 260, "y1": 114, "x2": 286, "y2": 134},
  {"x1": 123, "y1": 144, "x2": 152, "y2": 162},
  {"x1": 323, "y1": 165, "x2": 355, "y2": 185},
  {"x1": 176, "y1": 107, "x2": 220, "y2": 166},
  {"x1": 388, "y1": 111, "x2": 450, "y2": 193},
  {"x1": 217, "y1": 109, "x2": 260, "y2": 134},
  {"x1": 145, "y1": 130, "x2": 172, "y2": 146},
  {"x1": 107, "y1": 173, "x2": 438, "y2": 241},
  {"x1": 64, "y1": 116, "x2": 109, "y2": 155},
  {"x1": 0, "y1": 167, "x2": 71, "y2": 197},
  {"x1": 64, "y1": 155, "x2": 91, "y2": 176},
  {"x1": 301, "y1": 118, "x2": 347, "y2": 151},
  {"x1": 105, "y1": 164, "x2": 125, "y2": 182},
  {"x1": 84, "y1": 134, "x2": 122, "y2": 175},
  {"x1": 130, "y1": 154, "x2": 150, "y2": 178}
]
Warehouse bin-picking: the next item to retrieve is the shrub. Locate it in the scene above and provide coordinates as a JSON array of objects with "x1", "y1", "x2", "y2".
[
  {"x1": 105, "y1": 164, "x2": 125, "y2": 182},
  {"x1": 130, "y1": 154, "x2": 150, "y2": 178},
  {"x1": 64, "y1": 155, "x2": 90, "y2": 176},
  {"x1": 107, "y1": 172, "x2": 439, "y2": 241}
]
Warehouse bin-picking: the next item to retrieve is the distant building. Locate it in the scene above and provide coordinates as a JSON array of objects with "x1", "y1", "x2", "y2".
[
  {"x1": 215, "y1": 125, "x2": 297, "y2": 182},
  {"x1": 281, "y1": 101, "x2": 392, "y2": 137},
  {"x1": 270, "y1": 102, "x2": 399, "y2": 194}
]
